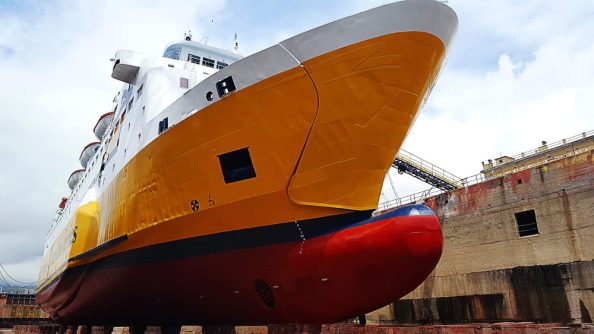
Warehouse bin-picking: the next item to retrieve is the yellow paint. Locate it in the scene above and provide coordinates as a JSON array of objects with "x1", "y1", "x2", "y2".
[
  {"x1": 38, "y1": 31, "x2": 447, "y2": 291},
  {"x1": 38, "y1": 216, "x2": 75, "y2": 289},
  {"x1": 288, "y1": 32, "x2": 446, "y2": 210},
  {"x1": 69, "y1": 201, "x2": 99, "y2": 258}
]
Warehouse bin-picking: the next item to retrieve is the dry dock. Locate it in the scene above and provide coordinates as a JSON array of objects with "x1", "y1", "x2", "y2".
[
  {"x1": 3, "y1": 134, "x2": 593, "y2": 334},
  {"x1": 7, "y1": 323, "x2": 594, "y2": 334},
  {"x1": 372, "y1": 131, "x2": 594, "y2": 324}
]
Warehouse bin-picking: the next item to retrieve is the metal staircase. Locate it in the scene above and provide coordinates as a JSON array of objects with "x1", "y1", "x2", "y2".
[{"x1": 393, "y1": 149, "x2": 461, "y2": 191}]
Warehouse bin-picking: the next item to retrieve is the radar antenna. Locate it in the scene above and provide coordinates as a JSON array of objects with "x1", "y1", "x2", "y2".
[
  {"x1": 234, "y1": 33, "x2": 239, "y2": 53},
  {"x1": 184, "y1": 30, "x2": 192, "y2": 41}
]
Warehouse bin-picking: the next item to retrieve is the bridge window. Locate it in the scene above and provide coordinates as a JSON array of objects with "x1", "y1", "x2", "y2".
[
  {"x1": 188, "y1": 54, "x2": 201, "y2": 64},
  {"x1": 218, "y1": 148, "x2": 256, "y2": 184},
  {"x1": 163, "y1": 45, "x2": 181, "y2": 60},
  {"x1": 514, "y1": 209, "x2": 539, "y2": 237},
  {"x1": 202, "y1": 58, "x2": 215, "y2": 68},
  {"x1": 217, "y1": 61, "x2": 228, "y2": 69}
]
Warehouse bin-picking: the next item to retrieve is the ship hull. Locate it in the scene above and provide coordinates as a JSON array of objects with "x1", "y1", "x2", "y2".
[
  {"x1": 37, "y1": 205, "x2": 442, "y2": 325},
  {"x1": 37, "y1": 0, "x2": 457, "y2": 325}
]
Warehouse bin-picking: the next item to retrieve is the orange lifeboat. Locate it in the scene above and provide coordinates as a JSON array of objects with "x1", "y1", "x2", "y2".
[{"x1": 58, "y1": 197, "x2": 68, "y2": 209}]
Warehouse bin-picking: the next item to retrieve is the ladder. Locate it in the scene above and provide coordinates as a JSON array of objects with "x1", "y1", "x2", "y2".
[{"x1": 393, "y1": 149, "x2": 461, "y2": 191}]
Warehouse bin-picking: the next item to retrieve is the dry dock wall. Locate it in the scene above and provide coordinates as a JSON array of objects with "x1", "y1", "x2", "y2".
[
  {"x1": 0, "y1": 294, "x2": 49, "y2": 324},
  {"x1": 9, "y1": 323, "x2": 594, "y2": 334},
  {"x1": 375, "y1": 149, "x2": 593, "y2": 324}
]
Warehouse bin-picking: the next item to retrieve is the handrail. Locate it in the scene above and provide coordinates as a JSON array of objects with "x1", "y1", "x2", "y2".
[
  {"x1": 487, "y1": 130, "x2": 593, "y2": 169},
  {"x1": 377, "y1": 170, "x2": 488, "y2": 213},
  {"x1": 395, "y1": 149, "x2": 462, "y2": 186},
  {"x1": 379, "y1": 130, "x2": 593, "y2": 213},
  {"x1": 0, "y1": 286, "x2": 36, "y2": 294}
]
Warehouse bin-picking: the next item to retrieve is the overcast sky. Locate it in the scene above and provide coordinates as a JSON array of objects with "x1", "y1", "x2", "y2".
[{"x1": 0, "y1": 0, "x2": 593, "y2": 284}]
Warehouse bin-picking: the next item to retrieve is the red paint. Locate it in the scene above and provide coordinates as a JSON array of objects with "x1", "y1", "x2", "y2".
[{"x1": 37, "y1": 214, "x2": 442, "y2": 325}]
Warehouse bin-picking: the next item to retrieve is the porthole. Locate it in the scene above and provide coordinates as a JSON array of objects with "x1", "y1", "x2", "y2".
[{"x1": 206, "y1": 91, "x2": 214, "y2": 101}]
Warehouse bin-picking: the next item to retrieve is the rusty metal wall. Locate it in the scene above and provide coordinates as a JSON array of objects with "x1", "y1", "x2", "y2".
[{"x1": 389, "y1": 149, "x2": 594, "y2": 324}]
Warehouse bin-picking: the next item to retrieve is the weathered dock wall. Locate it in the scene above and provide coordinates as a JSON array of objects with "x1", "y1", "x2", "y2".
[
  {"x1": 9, "y1": 323, "x2": 594, "y2": 334},
  {"x1": 373, "y1": 149, "x2": 593, "y2": 324},
  {"x1": 1, "y1": 293, "x2": 49, "y2": 328}
]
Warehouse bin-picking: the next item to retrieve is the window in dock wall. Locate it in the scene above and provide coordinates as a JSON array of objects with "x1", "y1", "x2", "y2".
[
  {"x1": 202, "y1": 58, "x2": 215, "y2": 68},
  {"x1": 514, "y1": 209, "x2": 539, "y2": 237},
  {"x1": 188, "y1": 54, "x2": 201, "y2": 64},
  {"x1": 218, "y1": 147, "x2": 256, "y2": 184}
]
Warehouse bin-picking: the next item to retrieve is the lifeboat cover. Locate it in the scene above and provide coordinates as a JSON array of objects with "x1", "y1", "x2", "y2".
[
  {"x1": 93, "y1": 112, "x2": 115, "y2": 140},
  {"x1": 67, "y1": 169, "x2": 85, "y2": 190},
  {"x1": 79, "y1": 142, "x2": 100, "y2": 168}
]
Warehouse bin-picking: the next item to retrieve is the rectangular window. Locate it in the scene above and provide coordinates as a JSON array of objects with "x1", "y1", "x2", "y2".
[
  {"x1": 188, "y1": 54, "x2": 201, "y2": 64},
  {"x1": 514, "y1": 209, "x2": 539, "y2": 237},
  {"x1": 216, "y1": 76, "x2": 236, "y2": 97},
  {"x1": 158, "y1": 117, "x2": 169, "y2": 135},
  {"x1": 218, "y1": 148, "x2": 256, "y2": 184},
  {"x1": 202, "y1": 58, "x2": 215, "y2": 68},
  {"x1": 180, "y1": 77, "x2": 189, "y2": 89},
  {"x1": 128, "y1": 97, "x2": 134, "y2": 111},
  {"x1": 216, "y1": 61, "x2": 228, "y2": 69}
]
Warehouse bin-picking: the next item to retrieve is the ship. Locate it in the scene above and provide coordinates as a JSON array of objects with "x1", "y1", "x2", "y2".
[{"x1": 36, "y1": 0, "x2": 458, "y2": 327}]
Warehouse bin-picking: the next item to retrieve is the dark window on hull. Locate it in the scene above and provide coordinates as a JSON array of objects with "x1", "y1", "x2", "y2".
[
  {"x1": 218, "y1": 148, "x2": 256, "y2": 184},
  {"x1": 514, "y1": 209, "x2": 539, "y2": 237},
  {"x1": 158, "y1": 117, "x2": 169, "y2": 135},
  {"x1": 216, "y1": 76, "x2": 236, "y2": 97}
]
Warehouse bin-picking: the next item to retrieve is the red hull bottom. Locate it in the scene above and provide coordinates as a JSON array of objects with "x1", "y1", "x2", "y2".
[{"x1": 37, "y1": 205, "x2": 443, "y2": 325}]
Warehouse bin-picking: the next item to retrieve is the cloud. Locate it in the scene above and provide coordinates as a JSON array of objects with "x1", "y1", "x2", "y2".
[
  {"x1": 0, "y1": 0, "x2": 226, "y2": 284},
  {"x1": 1, "y1": 0, "x2": 593, "y2": 283},
  {"x1": 384, "y1": 0, "x2": 594, "y2": 200},
  {"x1": 0, "y1": 45, "x2": 13, "y2": 58}
]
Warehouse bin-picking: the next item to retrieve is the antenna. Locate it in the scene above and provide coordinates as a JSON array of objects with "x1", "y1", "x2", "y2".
[
  {"x1": 184, "y1": 30, "x2": 192, "y2": 41},
  {"x1": 234, "y1": 33, "x2": 239, "y2": 53}
]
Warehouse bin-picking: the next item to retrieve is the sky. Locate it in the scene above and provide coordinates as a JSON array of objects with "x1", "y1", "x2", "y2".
[{"x1": 0, "y1": 0, "x2": 593, "y2": 284}]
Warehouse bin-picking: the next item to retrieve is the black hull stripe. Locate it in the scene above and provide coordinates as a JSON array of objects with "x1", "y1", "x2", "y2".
[
  {"x1": 38, "y1": 209, "x2": 370, "y2": 294},
  {"x1": 93, "y1": 209, "x2": 374, "y2": 270},
  {"x1": 38, "y1": 204, "x2": 433, "y2": 295},
  {"x1": 69, "y1": 235, "x2": 128, "y2": 262}
]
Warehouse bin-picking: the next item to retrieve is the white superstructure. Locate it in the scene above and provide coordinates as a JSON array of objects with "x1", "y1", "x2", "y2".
[{"x1": 46, "y1": 37, "x2": 243, "y2": 249}]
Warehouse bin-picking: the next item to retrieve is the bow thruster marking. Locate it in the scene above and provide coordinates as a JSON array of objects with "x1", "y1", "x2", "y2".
[{"x1": 191, "y1": 200, "x2": 200, "y2": 212}]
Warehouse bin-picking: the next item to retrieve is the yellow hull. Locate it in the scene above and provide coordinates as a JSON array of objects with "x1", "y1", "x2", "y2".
[{"x1": 38, "y1": 31, "x2": 446, "y2": 293}]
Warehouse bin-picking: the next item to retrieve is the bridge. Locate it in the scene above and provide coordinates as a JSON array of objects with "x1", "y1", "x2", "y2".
[{"x1": 392, "y1": 149, "x2": 461, "y2": 191}]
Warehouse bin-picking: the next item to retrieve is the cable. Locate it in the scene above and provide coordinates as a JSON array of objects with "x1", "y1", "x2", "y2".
[
  {"x1": 0, "y1": 268, "x2": 13, "y2": 286},
  {"x1": 0, "y1": 262, "x2": 39, "y2": 287}
]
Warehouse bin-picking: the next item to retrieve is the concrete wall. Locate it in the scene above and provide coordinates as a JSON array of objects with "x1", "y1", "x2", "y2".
[{"x1": 383, "y1": 149, "x2": 594, "y2": 324}]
